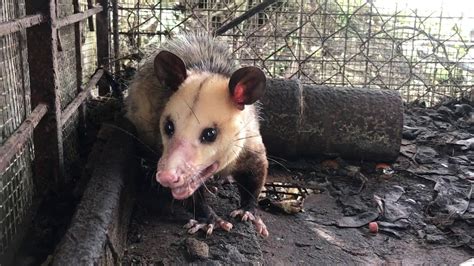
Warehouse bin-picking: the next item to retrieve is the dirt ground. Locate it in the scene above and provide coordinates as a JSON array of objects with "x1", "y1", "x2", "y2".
[
  {"x1": 10, "y1": 98, "x2": 473, "y2": 265},
  {"x1": 259, "y1": 172, "x2": 472, "y2": 265},
  {"x1": 122, "y1": 98, "x2": 474, "y2": 265},
  {"x1": 121, "y1": 165, "x2": 472, "y2": 265}
]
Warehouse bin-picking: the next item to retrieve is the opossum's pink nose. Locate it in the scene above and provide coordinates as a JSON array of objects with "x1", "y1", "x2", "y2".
[{"x1": 156, "y1": 171, "x2": 179, "y2": 187}]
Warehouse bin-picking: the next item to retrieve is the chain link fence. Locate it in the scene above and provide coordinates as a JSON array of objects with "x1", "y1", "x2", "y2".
[{"x1": 114, "y1": 0, "x2": 474, "y2": 106}]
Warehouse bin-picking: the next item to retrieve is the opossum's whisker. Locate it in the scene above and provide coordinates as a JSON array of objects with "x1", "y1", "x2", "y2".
[
  {"x1": 234, "y1": 118, "x2": 254, "y2": 137},
  {"x1": 186, "y1": 163, "x2": 217, "y2": 197},
  {"x1": 233, "y1": 181, "x2": 259, "y2": 203},
  {"x1": 233, "y1": 144, "x2": 264, "y2": 155},
  {"x1": 103, "y1": 123, "x2": 159, "y2": 156},
  {"x1": 136, "y1": 114, "x2": 154, "y2": 124},
  {"x1": 193, "y1": 192, "x2": 196, "y2": 220},
  {"x1": 267, "y1": 157, "x2": 291, "y2": 173},
  {"x1": 220, "y1": 145, "x2": 237, "y2": 170},
  {"x1": 225, "y1": 147, "x2": 238, "y2": 162},
  {"x1": 149, "y1": 169, "x2": 158, "y2": 186},
  {"x1": 268, "y1": 155, "x2": 288, "y2": 163},
  {"x1": 233, "y1": 135, "x2": 260, "y2": 142},
  {"x1": 199, "y1": 175, "x2": 216, "y2": 197},
  {"x1": 171, "y1": 197, "x2": 176, "y2": 212}
]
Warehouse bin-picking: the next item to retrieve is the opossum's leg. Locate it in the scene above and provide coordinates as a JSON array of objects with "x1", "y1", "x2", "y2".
[
  {"x1": 184, "y1": 186, "x2": 233, "y2": 236},
  {"x1": 230, "y1": 158, "x2": 269, "y2": 237}
]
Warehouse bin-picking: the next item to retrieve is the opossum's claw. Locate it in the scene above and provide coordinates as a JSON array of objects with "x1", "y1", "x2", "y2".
[
  {"x1": 230, "y1": 209, "x2": 255, "y2": 222},
  {"x1": 230, "y1": 209, "x2": 269, "y2": 237},
  {"x1": 217, "y1": 218, "x2": 233, "y2": 232},
  {"x1": 184, "y1": 218, "x2": 233, "y2": 236},
  {"x1": 254, "y1": 216, "x2": 269, "y2": 237},
  {"x1": 184, "y1": 219, "x2": 198, "y2": 229}
]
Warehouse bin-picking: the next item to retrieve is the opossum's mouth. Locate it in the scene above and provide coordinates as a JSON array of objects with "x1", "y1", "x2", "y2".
[{"x1": 171, "y1": 162, "x2": 219, "y2": 200}]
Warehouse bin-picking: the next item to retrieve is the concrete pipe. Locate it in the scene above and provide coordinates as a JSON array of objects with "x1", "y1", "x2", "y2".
[{"x1": 260, "y1": 79, "x2": 403, "y2": 162}]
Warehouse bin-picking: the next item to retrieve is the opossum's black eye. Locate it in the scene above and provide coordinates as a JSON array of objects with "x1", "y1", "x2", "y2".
[
  {"x1": 164, "y1": 119, "x2": 174, "y2": 137},
  {"x1": 200, "y1": 128, "x2": 218, "y2": 143}
]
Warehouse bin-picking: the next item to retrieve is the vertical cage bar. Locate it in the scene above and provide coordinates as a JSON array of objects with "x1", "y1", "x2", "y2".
[
  {"x1": 96, "y1": 0, "x2": 110, "y2": 96},
  {"x1": 341, "y1": 0, "x2": 350, "y2": 86},
  {"x1": 387, "y1": 3, "x2": 398, "y2": 90},
  {"x1": 112, "y1": 0, "x2": 120, "y2": 74},
  {"x1": 296, "y1": 0, "x2": 304, "y2": 79},
  {"x1": 25, "y1": 0, "x2": 65, "y2": 190},
  {"x1": 321, "y1": 0, "x2": 328, "y2": 83},
  {"x1": 407, "y1": 9, "x2": 418, "y2": 103},
  {"x1": 73, "y1": 0, "x2": 86, "y2": 133},
  {"x1": 136, "y1": 0, "x2": 141, "y2": 48},
  {"x1": 363, "y1": 1, "x2": 373, "y2": 86},
  {"x1": 87, "y1": 0, "x2": 95, "y2": 31}
]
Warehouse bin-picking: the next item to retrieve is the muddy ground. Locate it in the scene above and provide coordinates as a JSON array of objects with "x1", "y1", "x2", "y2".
[
  {"x1": 123, "y1": 99, "x2": 474, "y2": 265},
  {"x1": 9, "y1": 97, "x2": 473, "y2": 265},
  {"x1": 122, "y1": 167, "x2": 472, "y2": 265}
]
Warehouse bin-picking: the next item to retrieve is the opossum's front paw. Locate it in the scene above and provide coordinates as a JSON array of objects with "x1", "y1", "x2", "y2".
[
  {"x1": 230, "y1": 209, "x2": 269, "y2": 237},
  {"x1": 184, "y1": 218, "x2": 233, "y2": 236}
]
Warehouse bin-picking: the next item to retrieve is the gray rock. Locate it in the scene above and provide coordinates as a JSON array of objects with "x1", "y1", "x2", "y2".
[{"x1": 186, "y1": 238, "x2": 210, "y2": 260}]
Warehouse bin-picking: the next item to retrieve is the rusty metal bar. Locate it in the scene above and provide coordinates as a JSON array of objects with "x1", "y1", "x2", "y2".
[
  {"x1": 0, "y1": 104, "x2": 48, "y2": 172},
  {"x1": 54, "y1": 5, "x2": 102, "y2": 29},
  {"x1": 214, "y1": 0, "x2": 278, "y2": 36},
  {"x1": 0, "y1": 13, "x2": 46, "y2": 36},
  {"x1": 26, "y1": 0, "x2": 65, "y2": 188},
  {"x1": 96, "y1": 0, "x2": 110, "y2": 96},
  {"x1": 61, "y1": 69, "x2": 104, "y2": 126}
]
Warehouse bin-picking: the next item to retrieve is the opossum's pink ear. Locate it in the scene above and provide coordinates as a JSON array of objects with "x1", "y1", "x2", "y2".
[
  {"x1": 229, "y1": 66, "x2": 266, "y2": 110},
  {"x1": 154, "y1": 51, "x2": 187, "y2": 90}
]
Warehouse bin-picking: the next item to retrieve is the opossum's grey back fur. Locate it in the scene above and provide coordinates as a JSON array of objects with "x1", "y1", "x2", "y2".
[
  {"x1": 164, "y1": 34, "x2": 236, "y2": 75},
  {"x1": 149, "y1": 33, "x2": 236, "y2": 76}
]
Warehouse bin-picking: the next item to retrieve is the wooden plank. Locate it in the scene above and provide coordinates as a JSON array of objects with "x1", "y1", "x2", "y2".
[
  {"x1": 52, "y1": 122, "x2": 137, "y2": 265},
  {"x1": 0, "y1": 104, "x2": 48, "y2": 172},
  {"x1": 96, "y1": 0, "x2": 110, "y2": 96},
  {"x1": 26, "y1": 0, "x2": 65, "y2": 189},
  {"x1": 0, "y1": 13, "x2": 45, "y2": 36},
  {"x1": 61, "y1": 69, "x2": 104, "y2": 126},
  {"x1": 54, "y1": 5, "x2": 102, "y2": 29}
]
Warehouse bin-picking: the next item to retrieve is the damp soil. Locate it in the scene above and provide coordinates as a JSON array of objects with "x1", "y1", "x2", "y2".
[
  {"x1": 10, "y1": 97, "x2": 473, "y2": 265},
  {"x1": 121, "y1": 166, "x2": 473, "y2": 265},
  {"x1": 122, "y1": 98, "x2": 473, "y2": 265},
  {"x1": 259, "y1": 169, "x2": 472, "y2": 265},
  {"x1": 122, "y1": 183, "x2": 264, "y2": 265}
]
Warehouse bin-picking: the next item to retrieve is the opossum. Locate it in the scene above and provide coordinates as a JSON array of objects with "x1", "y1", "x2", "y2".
[{"x1": 126, "y1": 34, "x2": 269, "y2": 237}]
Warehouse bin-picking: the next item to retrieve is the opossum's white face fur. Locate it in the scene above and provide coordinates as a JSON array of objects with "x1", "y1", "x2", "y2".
[{"x1": 153, "y1": 51, "x2": 265, "y2": 200}]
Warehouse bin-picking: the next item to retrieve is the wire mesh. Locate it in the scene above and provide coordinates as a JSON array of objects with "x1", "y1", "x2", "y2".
[
  {"x1": 62, "y1": 111, "x2": 81, "y2": 178},
  {"x1": 57, "y1": 0, "x2": 82, "y2": 203},
  {"x1": 0, "y1": 0, "x2": 34, "y2": 255},
  {"x1": 0, "y1": 143, "x2": 34, "y2": 254},
  {"x1": 58, "y1": 0, "x2": 79, "y2": 109},
  {"x1": 80, "y1": 0, "x2": 98, "y2": 83},
  {"x1": 115, "y1": 0, "x2": 474, "y2": 105}
]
